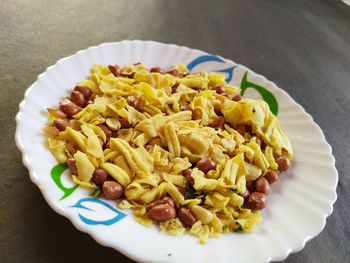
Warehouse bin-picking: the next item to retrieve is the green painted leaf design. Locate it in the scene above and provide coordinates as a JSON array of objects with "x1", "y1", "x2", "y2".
[
  {"x1": 240, "y1": 71, "x2": 279, "y2": 116},
  {"x1": 50, "y1": 163, "x2": 78, "y2": 200}
]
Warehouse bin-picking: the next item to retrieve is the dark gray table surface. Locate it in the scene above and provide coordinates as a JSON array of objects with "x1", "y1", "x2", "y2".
[{"x1": 1, "y1": 0, "x2": 349, "y2": 262}]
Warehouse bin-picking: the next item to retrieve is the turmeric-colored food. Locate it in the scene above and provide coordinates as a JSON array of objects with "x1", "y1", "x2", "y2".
[{"x1": 44, "y1": 63, "x2": 292, "y2": 243}]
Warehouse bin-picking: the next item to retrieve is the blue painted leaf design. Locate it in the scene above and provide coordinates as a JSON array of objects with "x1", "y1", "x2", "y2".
[
  {"x1": 186, "y1": 55, "x2": 225, "y2": 71},
  {"x1": 70, "y1": 197, "x2": 127, "y2": 225},
  {"x1": 186, "y1": 55, "x2": 236, "y2": 83},
  {"x1": 187, "y1": 55, "x2": 279, "y2": 114},
  {"x1": 216, "y1": 66, "x2": 236, "y2": 83}
]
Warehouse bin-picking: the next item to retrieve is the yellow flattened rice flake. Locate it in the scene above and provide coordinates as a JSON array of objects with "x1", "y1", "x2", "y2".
[{"x1": 44, "y1": 62, "x2": 293, "y2": 243}]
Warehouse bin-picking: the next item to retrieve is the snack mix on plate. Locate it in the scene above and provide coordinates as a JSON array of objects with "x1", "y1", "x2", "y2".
[{"x1": 44, "y1": 63, "x2": 293, "y2": 243}]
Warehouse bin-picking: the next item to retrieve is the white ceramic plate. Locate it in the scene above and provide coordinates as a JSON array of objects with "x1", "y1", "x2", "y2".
[{"x1": 15, "y1": 40, "x2": 338, "y2": 263}]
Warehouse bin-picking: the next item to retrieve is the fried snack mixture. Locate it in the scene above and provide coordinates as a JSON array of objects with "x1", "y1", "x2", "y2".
[{"x1": 44, "y1": 63, "x2": 292, "y2": 243}]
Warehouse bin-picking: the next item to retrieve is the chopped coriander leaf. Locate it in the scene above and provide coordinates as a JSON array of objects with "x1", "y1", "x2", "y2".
[
  {"x1": 185, "y1": 184, "x2": 207, "y2": 199},
  {"x1": 90, "y1": 188, "x2": 102, "y2": 197},
  {"x1": 185, "y1": 184, "x2": 196, "y2": 199},
  {"x1": 234, "y1": 226, "x2": 243, "y2": 232}
]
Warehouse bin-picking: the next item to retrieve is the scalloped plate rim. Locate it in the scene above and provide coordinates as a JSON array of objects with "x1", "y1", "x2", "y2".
[{"x1": 15, "y1": 40, "x2": 338, "y2": 263}]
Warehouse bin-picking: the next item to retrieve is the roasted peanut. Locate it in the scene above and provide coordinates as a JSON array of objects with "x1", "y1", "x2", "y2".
[
  {"x1": 149, "y1": 196, "x2": 175, "y2": 209},
  {"x1": 182, "y1": 169, "x2": 194, "y2": 186},
  {"x1": 67, "y1": 158, "x2": 78, "y2": 175},
  {"x1": 103, "y1": 141, "x2": 110, "y2": 150},
  {"x1": 253, "y1": 136, "x2": 265, "y2": 149},
  {"x1": 246, "y1": 180, "x2": 255, "y2": 192},
  {"x1": 147, "y1": 203, "x2": 176, "y2": 221},
  {"x1": 209, "y1": 116, "x2": 225, "y2": 129},
  {"x1": 196, "y1": 157, "x2": 217, "y2": 174},
  {"x1": 150, "y1": 67, "x2": 165, "y2": 74},
  {"x1": 128, "y1": 96, "x2": 141, "y2": 110},
  {"x1": 215, "y1": 85, "x2": 226, "y2": 94},
  {"x1": 119, "y1": 119, "x2": 133, "y2": 129},
  {"x1": 98, "y1": 124, "x2": 113, "y2": 139},
  {"x1": 232, "y1": 94, "x2": 242, "y2": 101},
  {"x1": 264, "y1": 169, "x2": 278, "y2": 184},
  {"x1": 214, "y1": 104, "x2": 223, "y2": 116},
  {"x1": 171, "y1": 85, "x2": 178, "y2": 94},
  {"x1": 192, "y1": 87, "x2": 202, "y2": 92},
  {"x1": 254, "y1": 177, "x2": 270, "y2": 195},
  {"x1": 236, "y1": 124, "x2": 246, "y2": 136},
  {"x1": 162, "y1": 196, "x2": 175, "y2": 208},
  {"x1": 53, "y1": 119, "x2": 68, "y2": 132},
  {"x1": 108, "y1": 64, "x2": 121, "y2": 77},
  {"x1": 248, "y1": 192, "x2": 267, "y2": 210},
  {"x1": 149, "y1": 199, "x2": 163, "y2": 208},
  {"x1": 177, "y1": 186, "x2": 185, "y2": 196},
  {"x1": 242, "y1": 189, "x2": 250, "y2": 200},
  {"x1": 126, "y1": 72, "x2": 135, "y2": 79},
  {"x1": 178, "y1": 207, "x2": 197, "y2": 227},
  {"x1": 70, "y1": 91, "x2": 86, "y2": 107},
  {"x1": 167, "y1": 68, "x2": 180, "y2": 77},
  {"x1": 92, "y1": 168, "x2": 109, "y2": 186},
  {"x1": 102, "y1": 181, "x2": 124, "y2": 200},
  {"x1": 59, "y1": 102, "x2": 80, "y2": 117},
  {"x1": 276, "y1": 156, "x2": 291, "y2": 171},
  {"x1": 74, "y1": 85, "x2": 92, "y2": 99}
]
